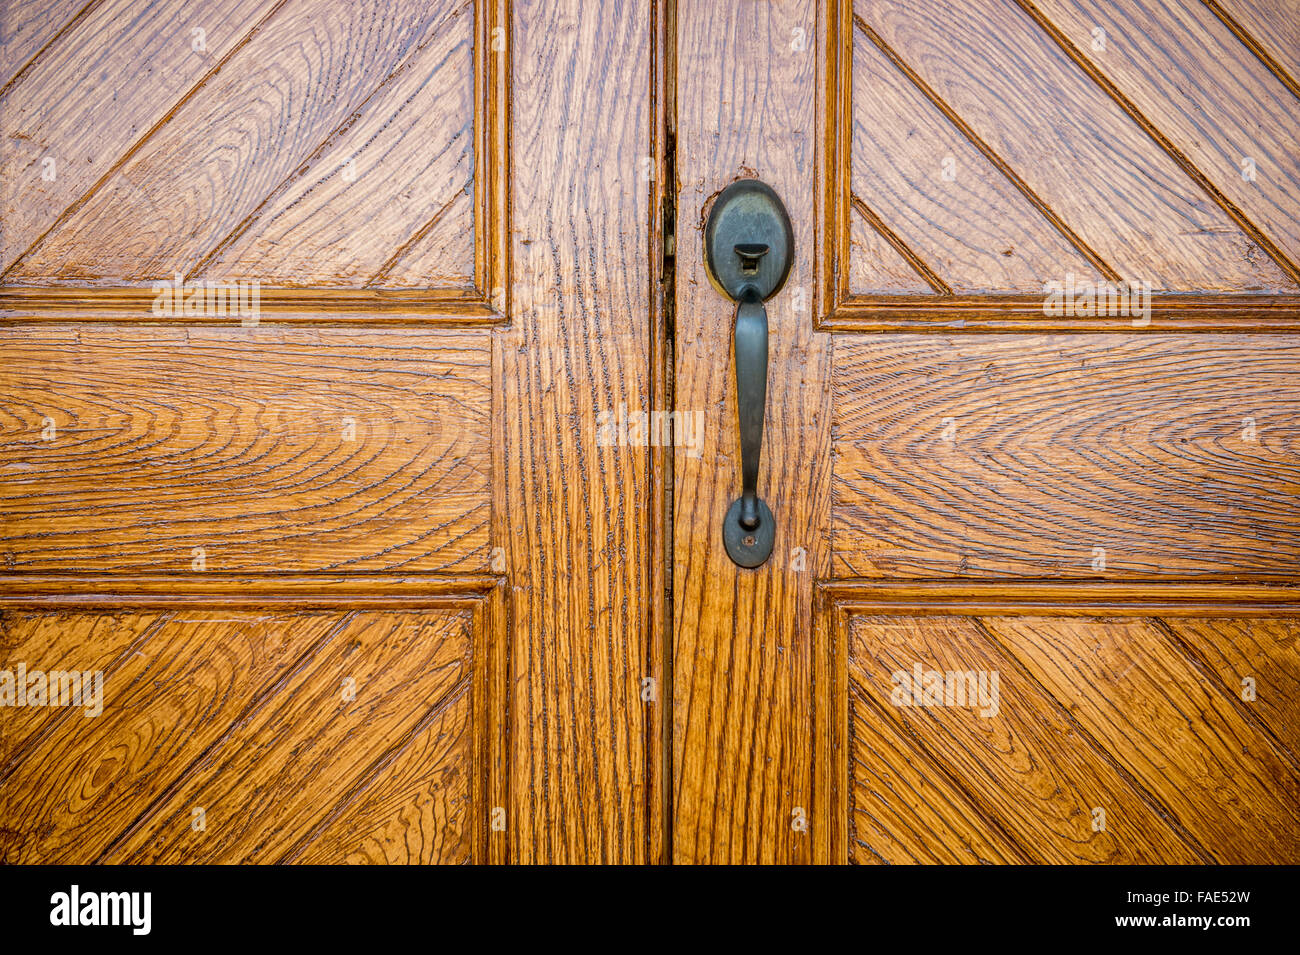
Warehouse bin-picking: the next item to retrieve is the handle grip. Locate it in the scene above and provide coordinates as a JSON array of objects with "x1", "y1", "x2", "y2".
[
  {"x1": 734, "y1": 287, "x2": 768, "y2": 532},
  {"x1": 704, "y1": 179, "x2": 792, "y2": 568}
]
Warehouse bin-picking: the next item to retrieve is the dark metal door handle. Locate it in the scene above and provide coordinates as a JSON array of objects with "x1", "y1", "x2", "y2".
[
  {"x1": 733, "y1": 286, "x2": 768, "y2": 533},
  {"x1": 704, "y1": 180, "x2": 793, "y2": 568}
]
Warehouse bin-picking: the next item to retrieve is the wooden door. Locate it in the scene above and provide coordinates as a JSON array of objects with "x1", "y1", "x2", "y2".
[
  {"x1": 0, "y1": 0, "x2": 663, "y2": 864},
  {"x1": 5, "y1": 0, "x2": 1297, "y2": 869},
  {"x1": 674, "y1": 0, "x2": 1300, "y2": 863}
]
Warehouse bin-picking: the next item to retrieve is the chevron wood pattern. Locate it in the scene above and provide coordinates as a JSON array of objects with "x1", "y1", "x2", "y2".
[
  {"x1": 0, "y1": 0, "x2": 507, "y2": 317},
  {"x1": 0, "y1": 593, "x2": 492, "y2": 864},
  {"x1": 821, "y1": 0, "x2": 1300, "y2": 329}
]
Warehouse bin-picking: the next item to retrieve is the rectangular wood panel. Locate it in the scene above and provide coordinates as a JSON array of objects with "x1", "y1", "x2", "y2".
[
  {"x1": 0, "y1": 325, "x2": 492, "y2": 572},
  {"x1": 1, "y1": 0, "x2": 508, "y2": 316},
  {"x1": 0, "y1": 601, "x2": 483, "y2": 864},
  {"x1": 833, "y1": 334, "x2": 1300, "y2": 578},
  {"x1": 820, "y1": 584, "x2": 1300, "y2": 864},
  {"x1": 819, "y1": 0, "x2": 1300, "y2": 330}
]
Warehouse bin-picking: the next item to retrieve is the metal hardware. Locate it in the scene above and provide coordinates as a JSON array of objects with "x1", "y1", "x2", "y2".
[{"x1": 704, "y1": 179, "x2": 793, "y2": 569}]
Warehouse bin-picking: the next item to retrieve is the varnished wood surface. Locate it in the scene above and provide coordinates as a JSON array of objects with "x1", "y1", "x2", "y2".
[
  {"x1": 498, "y1": 0, "x2": 656, "y2": 863},
  {"x1": 1206, "y1": 0, "x2": 1300, "y2": 97},
  {"x1": 672, "y1": 0, "x2": 829, "y2": 864},
  {"x1": 1, "y1": 0, "x2": 509, "y2": 318},
  {"x1": 833, "y1": 334, "x2": 1300, "y2": 578},
  {"x1": 0, "y1": 325, "x2": 492, "y2": 572},
  {"x1": 0, "y1": 608, "x2": 157, "y2": 769},
  {"x1": 0, "y1": 607, "x2": 477, "y2": 863},
  {"x1": 820, "y1": 583, "x2": 1300, "y2": 863},
  {"x1": 849, "y1": 614, "x2": 1208, "y2": 863},
  {"x1": 0, "y1": 0, "x2": 89, "y2": 89},
  {"x1": 4, "y1": 0, "x2": 1299, "y2": 866},
  {"x1": 851, "y1": 0, "x2": 1298, "y2": 290},
  {"x1": 1020, "y1": 0, "x2": 1300, "y2": 273},
  {"x1": 0, "y1": 0, "x2": 517, "y2": 865},
  {"x1": 289, "y1": 687, "x2": 473, "y2": 864},
  {"x1": 5, "y1": 0, "x2": 475, "y2": 288},
  {"x1": 1, "y1": 0, "x2": 281, "y2": 276},
  {"x1": 849, "y1": 21, "x2": 1100, "y2": 293},
  {"x1": 821, "y1": 0, "x2": 1300, "y2": 329}
]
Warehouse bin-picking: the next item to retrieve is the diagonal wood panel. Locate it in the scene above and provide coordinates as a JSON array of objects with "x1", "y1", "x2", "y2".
[
  {"x1": 0, "y1": 607, "x2": 477, "y2": 864},
  {"x1": 0, "y1": 0, "x2": 283, "y2": 275},
  {"x1": 0, "y1": 608, "x2": 163, "y2": 767},
  {"x1": 849, "y1": 0, "x2": 1297, "y2": 293},
  {"x1": 1022, "y1": 0, "x2": 1300, "y2": 278},
  {"x1": 849, "y1": 690, "x2": 1027, "y2": 863},
  {"x1": 1207, "y1": 0, "x2": 1300, "y2": 95},
  {"x1": 844, "y1": 607, "x2": 1300, "y2": 863},
  {"x1": 1164, "y1": 616, "x2": 1300, "y2": 754},
  {"x1": 4, "y1": 0, "x2": 477, "y2": 291},
  {"x1": 847, "y1": 203, "x2": 937, "y2": 294},
  {"x1": 289, "y1": 687, "x2": 472, "y2": 864},
  {"x1": 850, "y1": 22, "x2": 1104, "y2": 292},
  {"x1": 0, "y1": 610, "x2": 349, "y2": 862},
  {"x1": 103, "y1": 611, "x2": 470, "y2": 863},
  {"x1": 985, "y1": 614, "x2": 1300, "y2": 860}
]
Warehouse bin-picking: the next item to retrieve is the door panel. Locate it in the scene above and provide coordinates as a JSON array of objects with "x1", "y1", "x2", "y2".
[
  {"x1": 2, "y1": 0, "x2": 658, "y2": 864},
  {"x1": 829, "y1": 589, "x2": 1300, "y2": 864},
  {"x1": 0, "y1": 602, "x2": 475, "y2": 864},
  {"x1": 0, "y1": 326, "x2": 491, "y2": 572},
  {"x1": 676, "y1": 0, "x2": 1300, "y2": 864},
  {"x1": 845, "y1": 0, "x2": 1297, "y2": 292},
  {"x1": 833, "y1": 334, "x2": 1300, "y2": 578},
  {"x1": 3, "y1": 0, "x2": 485, "y2": 294}
]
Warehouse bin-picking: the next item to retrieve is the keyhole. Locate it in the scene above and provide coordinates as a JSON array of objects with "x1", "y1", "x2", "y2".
[{"x1": 734, "y1": 242, "x2": 769, "y2": 275}]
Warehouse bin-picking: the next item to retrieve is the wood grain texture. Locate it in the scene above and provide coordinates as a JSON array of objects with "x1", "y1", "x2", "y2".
[
  {"x1": 0, "y1": 608, "x2": 161, "y2": 768},
  {"x1": 0, "y1": 325, "x2": 491, "y2": 572},
  {"x1": 5, "y1": 0, "x2": 483, "y2": 293},
  {"x1": 1207, "y1": 0, "x2": 1300, "y2": 96},
  {"x1": 849, "y1": 613, "x2": 1206, "y2": 863},
  {"x1": 673, "y1": 0, "x2": 830, "y2": 864},
  {"x1": 0, "y1": 0, "x2": 281, "y2": 274},
  {"x1": 848, "y1": 689, "x2": 1026, "y2": 863},
  {"x1": 0, "y1": 607, "x2": 477, "y2": 864},
  {"x1": 194, "y1": 3, "x2": 478, "y2": 289},
  {"x1": 104, "y1": 611, "x2": 470, "y2": 863},
  {"x1": 1022, "y1": 0, "x2": 1300, "y2": 276},
  {"x1": 821, "y1": 584, "x2": 1300, "y2": 863},
  {"x1": 1162, "y1": 616, "x2": 1300, "y2": 754},
  {"x1": 289, "y1": 685, "x2": 472, "y2": 864},
  {"x1": 833, "y1": 334, "x2": 1300, "y2": 578},
  {"x1": 851, "y1": 0, "x2": 1294, "y2": 291},
  {"x1": 498, "y1": 0, "x2": 654, "y2": 862},
  {"x1": 0, "y1": 609, "x2": 345, "y2": 862},
  {"x1": 0, "y1": 0, "x2": 90, "y2": 88},
  {"x1": 985, "y1": 613, "x2": 1300, "y2": 861},
  {"x1": 849, "y1": 23, "x2": 1103, "y2": 292},
  {"x1": 847, "y1": 204, "x2": 936, "y2": 295}
]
